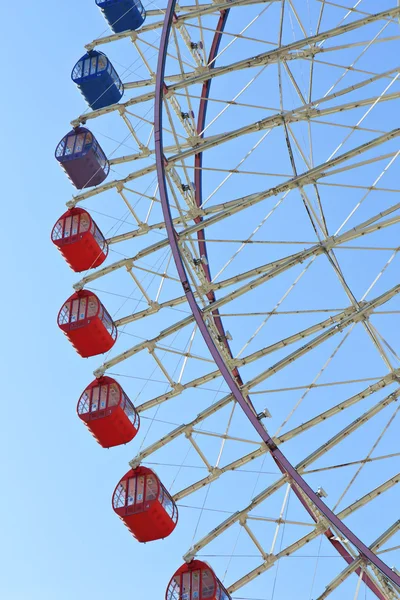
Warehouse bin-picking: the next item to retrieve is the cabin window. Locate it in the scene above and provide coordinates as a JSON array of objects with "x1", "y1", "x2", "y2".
[
  {"x1": 202, "y1": 571, "x2": 215, "y2": 599},
  {"x1": 81, "y1": 382, "x2": 123, "y2": 413},
  {"x1": 79, "y1": 297, "x2": 87, "y2": 320},
  {"x1": 73, "y1": 62, "x2": 82, "y2": 79},
  {"x1": 110, "y1": 66, "x2": 123, "y2": 93},
  {"x1": 98, "y1": 56, "x2": 107, "y2": 72},
  {"x1": 93, "y1": 226, "x2": 107, "y2": 251},
  {"x1": 65, "y1": 217, "x2": 73, "y2": 236},
  {"x1": 114, "y1": 471, "x2": 175, "y2": 514},
  {"x1": 102, "y1": 310, "x2": 115, "y2": 335},
  {"x1": 71, "y1": 299, "x2": 79, "y2": 323},
  {"x1": 92, "y1": 140, "x2": 108, "y2": 170},
  {"x1": 56, "y1": 132, "x2": 94, "y2": 160},
  {"x1": 98, "y1": 384, "x2": 107, "y2": 409},
  {"x1": 59, "y1": 296, "x2": 99, "y2": 325},
  {"x1": 80, "y1": 214, "x2": 90, "y2": 233},
  {"x1": 65, "y1": 136, "x2": 75, "y2": 156},
  {"x1": 59, "y1": 303, "x2": 70, "y2": 325},
  {"x1": 167, "y1": 577, "x2": 180, "y2": 600},
  {"x1": 52, "y1": 212, "x2": 94, "y2": 241},
  {"x1": 92, "y1": 387, "x2": 99, "y2": 411},
  {"x1": 146, "y1": 476, "x2": 158, "y2": 501},
  {"x1": 128, "y1": 478, "x2": 136, "y2": 506},
  {"x1": 90, "y1": 56, "x2": 98, "y2": 75},
  {"x1": 182, "y1": 573, "x2": 191, "y2": 600},
  {"x1": 74, "y1": 133, "x2": 85, "y2": 154},
  {"x1": 108, "y1": 383, "x2": 120, "y2": 406},
  {"x1": 192, "y1": 571, "x2": 200, "y2": 599},
  {"x1": 87, "y1": 297, "x2": 99, "y2": 318},
  {"x1": 53, "y1": 220, "x2": 63, "y2": 240},
  {"x1": 56, "y1": 140, "x2": 66, "y2": 158},
  {"x1": 159, "y1": 488, "x2": 175, "y2": 519},
  {"x1": 72, "y1": 215, "x2": 79, "y2": 236},
  {"x1": 136, "y1": 476, "x2": 145, "y2": 503},
  {"x1": 134, "y1": 0, "x2": 145, "y2": 17},
  {"x1": 64, "y1": 216, "x2": 72, "y2": 237},
  {"x1": 122, "y1": 394, "x2": 138, "y2": 425},
  {"x1": 83, "y1": 58, "x2": 91, "y2": 78},
  {"x1": 114, "y1": 481, "x2": 127, "y2": 509},
  {"x1": 124, "y1": 400, "x2": 134, "y2": 418},
  {"x1": 78, "y1": 390, "x2": 90, "y2": 414},
  {"x1": 81, "y1": 298, "x2": 87, "y2": 320}
]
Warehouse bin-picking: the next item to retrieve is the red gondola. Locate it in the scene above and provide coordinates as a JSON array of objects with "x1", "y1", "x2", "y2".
[
  {"x1": 166, "y1": 561, "x2": 231, "y2": 600},
  {"x1": 77, "y1": 376, "x2": 139, "y2": 448},
  {"x1": 112, "y1": 466, "x2": 178, "y2": 542},
  {"x1": 51, "y1": 208, "x2": 108, "y2": 272},
  {"x1": 58, "y1": 290, "x2": 117, "y2": 357}
]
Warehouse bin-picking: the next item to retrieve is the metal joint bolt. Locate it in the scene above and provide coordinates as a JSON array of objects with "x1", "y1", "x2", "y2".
[
  {"x1": 138, "y1": 222, "x2": 150, "y2": 234},
  {"x1": 211, "y1": 466, "x2": 222, "y2": 476},
  {"x1": 129, "y1": 457, "x2": 141, "y2": 469},
  {"x1": 93, "y1": 367, "x2": 106, "y2": 378}
]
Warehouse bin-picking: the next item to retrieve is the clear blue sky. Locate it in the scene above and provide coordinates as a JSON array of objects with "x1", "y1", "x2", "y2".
[{"x1": 1, "y1": 2, "x2": 399, "y2": 599}]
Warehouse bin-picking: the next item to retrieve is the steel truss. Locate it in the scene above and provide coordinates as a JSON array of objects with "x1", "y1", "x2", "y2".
[{"x1": 60, "y1": 2, "x2": 400, "y2": 598}]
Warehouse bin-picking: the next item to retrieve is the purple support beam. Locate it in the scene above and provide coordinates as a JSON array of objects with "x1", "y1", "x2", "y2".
[
  {"x1": 194, "y1": 9, "x2": 229, "y2": 277},
  {"x1": 154, "y1": 2, "x2": 400, "y2": 593},
  {"x1": 192, "y1": 8, "x2": 254, "y2": 406}
]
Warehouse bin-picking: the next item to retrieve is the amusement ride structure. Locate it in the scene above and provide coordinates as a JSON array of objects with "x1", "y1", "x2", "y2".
[{"x1": 53, "y1": 1, "x2": 400, "y2": 598}]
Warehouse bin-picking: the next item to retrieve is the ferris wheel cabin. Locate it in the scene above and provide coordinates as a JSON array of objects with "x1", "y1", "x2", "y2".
[
  {"x1": 77, "y1": 376, "x2": 139, "y2": 447},
  {"x1": 166, "y1": 561, "x2": 231, "y2": 600},
  {"x1": 58, "y1": 290, "x2": 117, "y2": 357},
  {"x1": 96, "y1": 0, "x2": 146, "y2": 33},
  {"x1": 72, "y1": 51, "x2": 124, "y2": 109},
  {"x1": 51, "y1": 208, "x2": 108, "y2": 272},
  {"x1": 55, "y1": 127, "x2": 110, "y2": 189},
  {"x1": 113, "y1": 467, "x2": 178, "y2": 542}
]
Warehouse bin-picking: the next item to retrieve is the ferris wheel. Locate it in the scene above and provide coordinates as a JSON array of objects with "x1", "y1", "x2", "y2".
[{"x1": 52, "y1": 1, "x2": 400, "y2": 598}]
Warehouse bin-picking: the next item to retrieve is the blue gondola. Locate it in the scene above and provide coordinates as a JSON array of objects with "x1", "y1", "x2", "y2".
[
  {"x1": 96, "y1": 0, "x2": 146, "y2": 33},
  {"x1": 71, "y1": 51, "x2": 124, "y2": 110}
]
